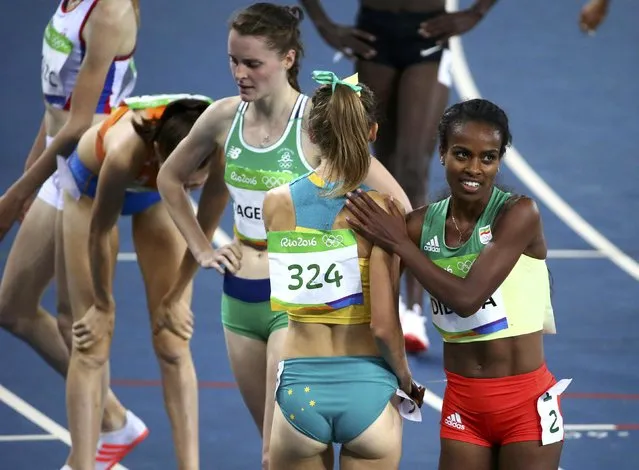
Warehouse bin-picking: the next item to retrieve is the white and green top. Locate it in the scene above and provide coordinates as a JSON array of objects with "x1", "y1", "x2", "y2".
[
  {"x1": 420, "y1": 187, "x2": 556, "y2": 343},
  {"x1": 223, "y1": 94, "x2": 313, "y2": 245}
]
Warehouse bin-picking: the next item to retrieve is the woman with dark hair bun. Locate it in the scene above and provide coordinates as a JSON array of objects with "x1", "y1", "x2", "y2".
[{"x1": 346, "y1": 98, "x2": 569, "y2": 470}]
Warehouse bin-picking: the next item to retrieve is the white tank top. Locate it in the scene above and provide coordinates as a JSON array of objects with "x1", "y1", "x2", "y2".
[{"x1": 41, "y1": 0, "x2": 137, "y2": 113}]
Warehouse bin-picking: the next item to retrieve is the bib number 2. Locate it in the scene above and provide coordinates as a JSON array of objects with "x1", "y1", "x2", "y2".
[
  {"x1": 537, "y1": 378, "x2": 572, "y2": 445},
  {"x1": 287, "y1": 263, "x2": 343, "y2": 290}
]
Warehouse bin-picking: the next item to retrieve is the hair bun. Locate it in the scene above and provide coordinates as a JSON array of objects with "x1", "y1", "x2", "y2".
[{"x1": 286, "y1": 6, "x2": 304, "y2": 22}]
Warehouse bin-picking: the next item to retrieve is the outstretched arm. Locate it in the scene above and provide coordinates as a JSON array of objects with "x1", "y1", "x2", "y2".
[{"x1": 347, "y1": 191, "x2": 542, "y2": 317}]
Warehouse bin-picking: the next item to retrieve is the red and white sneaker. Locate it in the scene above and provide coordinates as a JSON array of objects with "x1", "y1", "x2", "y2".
[
  {"x1": 399, "y1": 300, "x2": 430, "y2": 354},
  {"x1": 95, "y1": 410, "x2": 149, "y2": 470}
]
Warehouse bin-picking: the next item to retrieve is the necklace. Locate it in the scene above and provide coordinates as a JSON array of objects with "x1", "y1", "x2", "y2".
[
  {"x1": 451, "y1": 214, "x2": 465, "y2": 246},
  {"x1": 450, "y1": 203, "x2": 473, "y2": 246}
]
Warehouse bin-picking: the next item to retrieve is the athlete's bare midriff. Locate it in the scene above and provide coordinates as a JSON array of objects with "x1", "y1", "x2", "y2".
[
  {"x1": 283, "y1": 321, "x2": 380, "y2": 360},
  {"x1": 443, "y1": 330, "x2": 545, "y2": 378}
]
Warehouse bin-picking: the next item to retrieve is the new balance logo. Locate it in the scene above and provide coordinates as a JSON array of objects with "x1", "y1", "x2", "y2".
[
  {"x1": 444, "y1": 412, "x2": 465, "y2": 430},
  {"x1": 423, "y1": 235, "x2": 440, "y2": 253},
  {"x1": 227, "y1": 146, "x2": 242, "y2": 160}
]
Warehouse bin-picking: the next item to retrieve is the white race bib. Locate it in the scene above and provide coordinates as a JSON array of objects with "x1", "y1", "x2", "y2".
[
  {"x1": 274, "y1": 361, "x2": 284, "y2": 400},
  {"x1": 225, "y1": 164, "x2": 295, "y2": 242},
  {"x1": 430, "y1": 287, "x2": 508, "y2": 337},
  {"x1": 537, "y1": 378, "x2": 572, "y2": 445},
  {"x1": 227, "y1": 185, "x2": 267, "y2": 241},
  {"x1": 395, "y1": 389, "x2": 422, "y2": 422},
  {"x1": 41, "y1": 22, "x2": 72, "y2": 97},
  {"x1": 268, "y1": 230, "x2": 363, "y2": 312}
]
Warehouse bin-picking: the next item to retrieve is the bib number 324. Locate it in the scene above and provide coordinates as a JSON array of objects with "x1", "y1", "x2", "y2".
[{"x1": 287, "y1": 263, "x2": 343, "y2": 291}]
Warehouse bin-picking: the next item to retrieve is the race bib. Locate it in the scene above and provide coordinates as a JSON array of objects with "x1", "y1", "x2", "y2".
[
  {"x1": 268, "y1": 229, "x2": 363, "y2": 312},
  {"x1": 225, "y1": 164, "x2": 295, "y2": 241},
  {"x1": 41, "y1": 21, "x2": 72, "y2": 97},
  {"x1": 274, "y1": 361, "x2": 284, "y2": 400},
  {"x1": 227, "y1": 186, "x2": 267, "y2": 240},
  {"x1": 430, "y1": 254, "x2": 508, "y2": 338},
  {"x1": 396, "y1": 389, "x2": 422, "y2": 422},
  {"x1": 537, "y1": 378, "x2": 572, "y2": 445},
  {"x1": 431, "y1": 288, "x2": 508, "y2": 337}
]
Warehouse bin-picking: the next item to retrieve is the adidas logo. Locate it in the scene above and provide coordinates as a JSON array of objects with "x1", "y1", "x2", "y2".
[
  {"x1": 423, "y1": 235, "x2": 440, "y2": 253},
  {"x1": 444, "y1": 412, "x2": 465, "y2": 430}
]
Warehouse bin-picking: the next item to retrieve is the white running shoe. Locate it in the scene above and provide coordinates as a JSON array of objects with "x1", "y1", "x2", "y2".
[{"x1": 95, "y1": 410, "x2": 149, "y2": 470}]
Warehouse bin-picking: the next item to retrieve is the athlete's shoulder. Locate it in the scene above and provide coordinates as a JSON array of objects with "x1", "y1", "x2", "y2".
[
  {"x1": 494, "y1": 194, "x2": 541, "y2": 229},
  {"x1": 406, "y1": 204, "x2": 429, "y2": 223},
  {"x1": 205, "y1": 96, "x2": 242, "y2": 118},
  {"x1": 188, "y1": 96, "x2": 242, "y2": 141},
  {"x1": 363, "y1": 190, "x2": 406, "y2": 216},
  {"x1": 266, "y1": 183, "x2": 292, "y2": 204},
  {"x1": 264, "y1": 184, "x2": 293, "y2": 231},
  {"x1": 90, "y1": 0, "x2": 132, "y2": 26}
]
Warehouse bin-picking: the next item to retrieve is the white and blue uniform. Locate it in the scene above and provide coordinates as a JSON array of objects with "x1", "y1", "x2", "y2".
[{"x1": 38, "y1": 0, "x2": 137, "y2": 209}]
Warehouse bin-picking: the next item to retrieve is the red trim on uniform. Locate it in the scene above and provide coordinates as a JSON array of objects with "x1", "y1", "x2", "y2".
[{"x1": 78, "y1": 0, "x2": 100, "y2": 49}]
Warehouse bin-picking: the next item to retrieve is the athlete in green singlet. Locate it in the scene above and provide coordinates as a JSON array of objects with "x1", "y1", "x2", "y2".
[
  {"x1": 156, "y1": 4, "x2": 411, "y2": 468},
  {"x1": 346, "y1": 99, "x2": 567, "y2": 470}
]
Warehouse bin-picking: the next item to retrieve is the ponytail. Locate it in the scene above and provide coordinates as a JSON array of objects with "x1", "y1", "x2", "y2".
[{"x1": 308, "y1": 71, "x2": 377, "y2": 196}]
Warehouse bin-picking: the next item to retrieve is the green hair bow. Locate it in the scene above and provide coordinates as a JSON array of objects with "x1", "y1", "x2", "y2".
[{"x1": 311, "y1": 70, "x2": 362, "y2": 95}]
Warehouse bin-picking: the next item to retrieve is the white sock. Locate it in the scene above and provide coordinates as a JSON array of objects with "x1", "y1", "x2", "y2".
[{"x1": 99, "y1": 410, "x2": 147, "y2": 444}]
